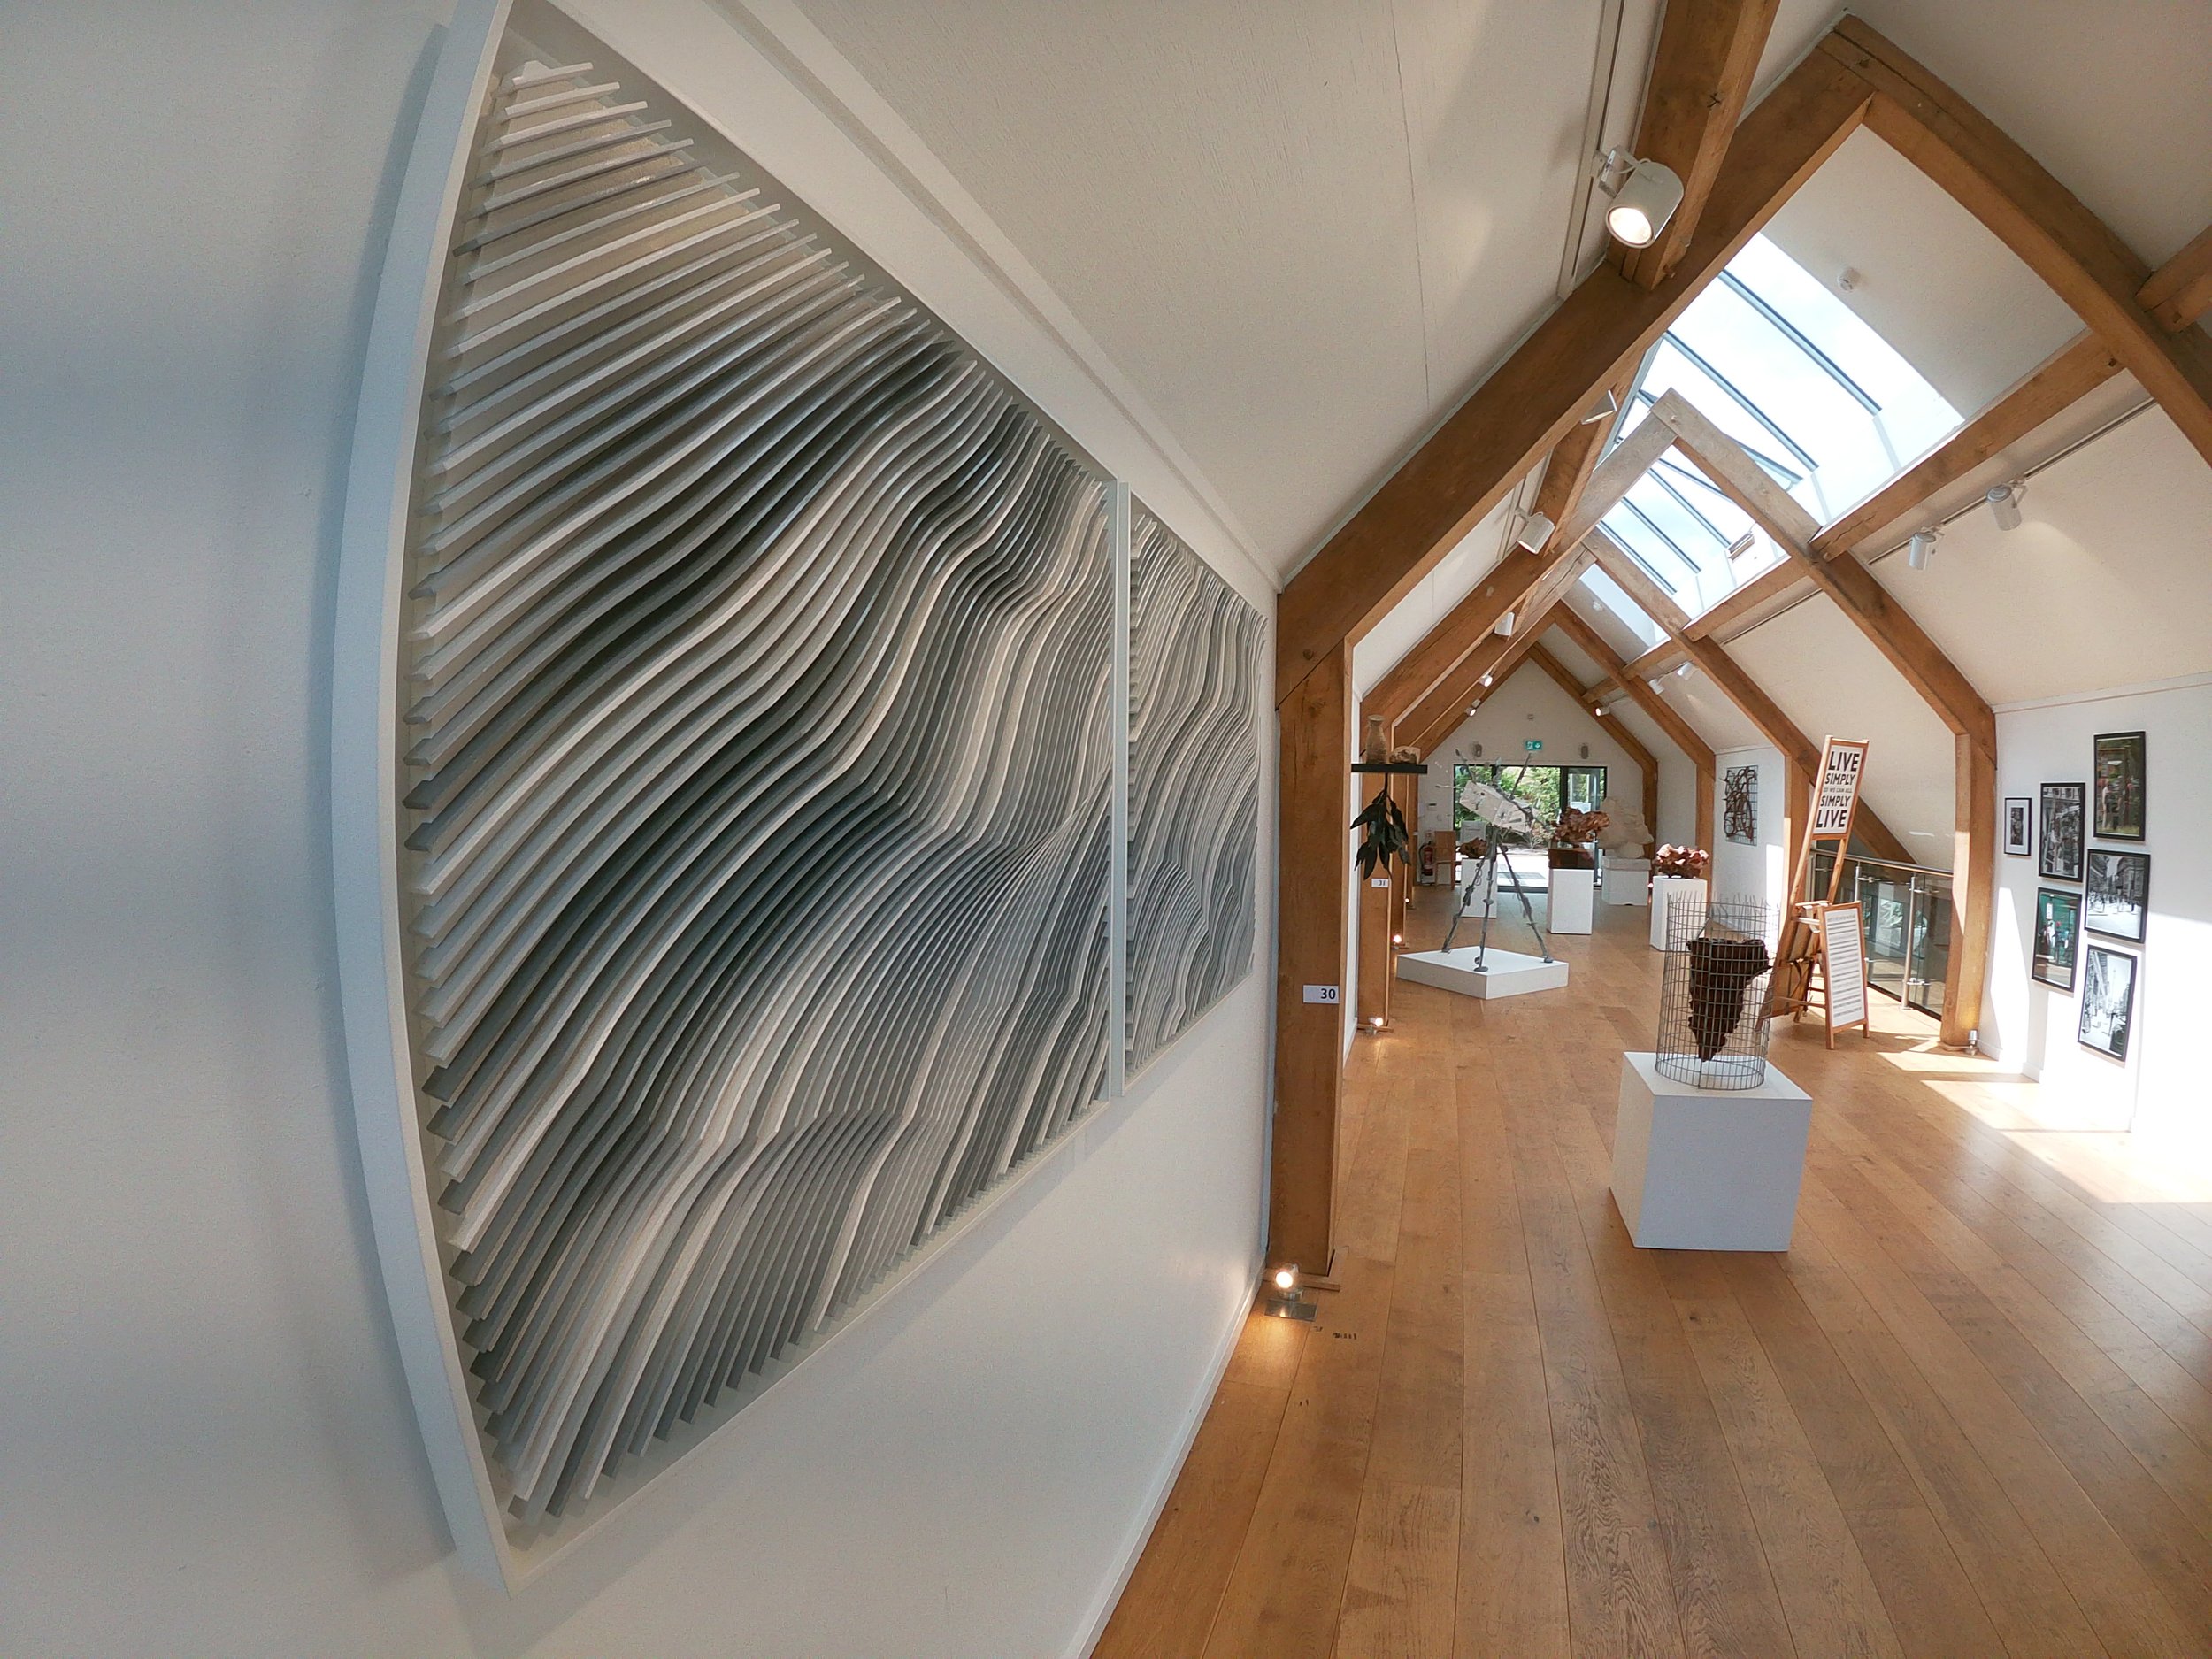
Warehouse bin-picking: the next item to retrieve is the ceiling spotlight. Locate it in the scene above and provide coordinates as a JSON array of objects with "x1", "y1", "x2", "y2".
[
  {"x1": 1906, "y1": 527, "x2": 1940, "y2": 570},
  {"x1": 1579, "y1": 388, "x2": 1620, "y2": 426},
  {"x1": 1986, "y1": 481, "x2": 2024, "y2": 532},
  {"x1": 1514, "y1": 511, "x2": 1556, "y2": 553},
  {"x1": 1592, "y1": 703, "x2": 1606, "y2": 716},
  {"x1": 1674, "y1": 663, "x2": 1690, "y2": 679},
  {"x1": 1479, "y1": 672, "x2": 1494, "y2": 687},
  {"x1": 1596, "y1": 148, "x2": 1686, "y2": 249},
  {"x1": 1647, "y1": 678, "x2": 1663, "y2": 694},
  {"x1": 1494, "y1": 610, "x2": 1517, "y2": 637}
]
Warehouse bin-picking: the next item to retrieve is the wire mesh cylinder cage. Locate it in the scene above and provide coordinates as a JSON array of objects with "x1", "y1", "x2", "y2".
[{"x1": 1655, "y1": 894, "x2": 1778, "y2": 1089}]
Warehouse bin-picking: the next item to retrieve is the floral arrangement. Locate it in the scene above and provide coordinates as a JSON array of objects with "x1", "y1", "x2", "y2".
[
  {"x1": 1652, "y1": 844, "x2": 1710, "y2": 879},
  {"x1": 1553, "y1": 808, "x2": 1609, "y2": 845},
  {"x1": 1548, "y1": 807, "x2": 1609, "y2": 871}
]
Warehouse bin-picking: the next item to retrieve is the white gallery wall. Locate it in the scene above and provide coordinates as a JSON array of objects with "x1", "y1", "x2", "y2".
[
  {"x1": 0, "y1": 4, "x2": 1273, "y2": 1655},
  {"x1": 1983, "y1": 677, "x2": 2209, "y2": 1139},
  {"x1": 1416, "y1": 664, "x2": 1679, "y2": 842},
  {"x1": 1709, "y1": 744, "x2": 1789, "y2": 910}
]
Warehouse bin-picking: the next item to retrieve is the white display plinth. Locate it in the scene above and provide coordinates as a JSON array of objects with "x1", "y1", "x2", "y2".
[
  {"x1": 1610, "y1": 1052, "x2": 1812, "y2": 1250},
  {"x1": 1602, "y1": 860, "x2": 1649, "y2": 906},
  {"x1": 1398, "y1": 947, "x2": 1569, "y2": 1000},
  {"x1": 1649, "y1": 875, "x2": 1708, "y2": 949},
  {"x1": 1548, "y1": 866, "x2": 1595, "y2": 933}
]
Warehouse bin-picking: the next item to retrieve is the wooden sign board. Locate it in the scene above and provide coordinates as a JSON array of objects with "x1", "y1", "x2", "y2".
[
  {"x1": 1791, "y1": 737, "x2": 1870, "y2": 909},
  {"x1": 1818, "y1": 902, "x2": 1869, "y2": 1047},
  {"x1": 1811, "y1": 740, "x2": 1867, "y2": 838}
]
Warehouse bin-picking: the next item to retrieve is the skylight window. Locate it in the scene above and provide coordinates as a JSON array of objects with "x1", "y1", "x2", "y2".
[{"x1": 1600, "y1": 234, "x2": 1960, "y2": 617}]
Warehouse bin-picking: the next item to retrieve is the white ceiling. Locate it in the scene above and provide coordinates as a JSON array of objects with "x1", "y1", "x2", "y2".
[
  {"x1": 787, "y1": 0, "x2": 1654, "y2": 574},
  {"x1": 791, "y1": 0, "x2": 2208, "y2": 582},
  {"x1": 1757, "y1": 0, "x2": 2212, "y2": 267},
  {"x1": 785, "y1": 0, "x2": 2210, "y2": 872},
  {"x1": 1763, "y1": 127, "x2": 2083, "y2": 418}
]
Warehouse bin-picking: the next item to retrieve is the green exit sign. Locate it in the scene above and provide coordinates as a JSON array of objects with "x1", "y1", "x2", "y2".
[{"x1": 1525, "y1": 739, "x2": 1544, "y2": 752}]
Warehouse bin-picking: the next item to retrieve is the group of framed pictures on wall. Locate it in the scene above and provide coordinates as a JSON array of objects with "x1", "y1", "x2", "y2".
[{"x1": 2011, "y1": 731, "x2": 2147, "y2": 1062}]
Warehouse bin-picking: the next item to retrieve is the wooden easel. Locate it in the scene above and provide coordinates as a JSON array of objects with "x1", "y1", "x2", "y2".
[{"x1": 1769, "y1": 739, "x2": 1870, "y2": 1023}]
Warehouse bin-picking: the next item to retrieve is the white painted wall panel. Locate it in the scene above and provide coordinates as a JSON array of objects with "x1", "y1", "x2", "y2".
[{"x1": 1984, "y1": 677, "x2": 2210, "y2": 1141}]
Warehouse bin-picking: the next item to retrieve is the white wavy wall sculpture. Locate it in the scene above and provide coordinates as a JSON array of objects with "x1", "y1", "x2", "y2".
[
  {"x1": 1126, "y1": 508, "x2": 1264, "y2": 1076},
  {"x1": 393, "y1": 25, "x2": 1116, "y2": 1531}
]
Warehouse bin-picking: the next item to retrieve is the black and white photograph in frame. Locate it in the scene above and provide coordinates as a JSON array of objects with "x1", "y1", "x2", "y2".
[
  {"x1": 1722, "y1": 764, "x2": 1758, "y2": 845},
  {"x1": 2039, "y1": 781, "x2": 2085, "y2": 882},
  {"x1": 2084, "y1": 848, "x2": 2150, "y2": 943},
  {"x1": 2093, "y1": 730, "x2": 2147, "y2": 841},
  {"x1": 2032, "y1": 886, "x2": 2080, "y2": 992},
  {"x1": 2003, "y1": 796, "x2": 2032, "y2": 856},
  {"x1": 2078, "y1": 945, "x2": 2138, "y2": 1061}
]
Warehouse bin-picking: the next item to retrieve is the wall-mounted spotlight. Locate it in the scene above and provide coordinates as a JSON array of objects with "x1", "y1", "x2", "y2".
[
  {"x1": 1985, "y1": 481, "x2": 2024, "y2": 532},
  {"x1": 1595, "y1": 147, "x2": 1686, "y2": 249},
  {"x1": 1579, "y1": 388, "x2": 1620, "y2": 426},
  {"x1": 1514, "y1": 511, "x2": 1556, "y2": 553},
  {"x1": 1494, "y1": 610, "x2": 1517, "y2": 637},
  {"x1": 1906, "y1": 526, "x2": 1940, "y2": 570}
]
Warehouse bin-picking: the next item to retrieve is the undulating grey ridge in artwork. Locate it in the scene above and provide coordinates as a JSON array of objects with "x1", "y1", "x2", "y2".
[
  {"x1": 396, "y1": 31, "x2": 1115, "y2": 1525},
  {"x1": 1125, "y1": 508, "x2": 1264, "y2": 1075}
]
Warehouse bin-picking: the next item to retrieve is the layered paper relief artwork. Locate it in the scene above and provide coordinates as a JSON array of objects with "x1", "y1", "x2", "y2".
[
  {"x1": 1125, "y1": 507, "x2": 1263, "y2": 1077},
  {"x1": 398, "y1": 21, "x2": 1110, "y2": 1526},
  {"x1": 348, "y1": 1, "x2": 1262, "y2": 1562}
]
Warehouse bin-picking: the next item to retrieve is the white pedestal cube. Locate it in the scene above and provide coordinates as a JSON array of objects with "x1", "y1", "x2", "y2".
[
  {"x1": 1398, "y1": 947, "x2": 1569, "y2": 1001},
  {"x1": 1548, "y1": 866, "x2": 1595, "y2": 934},
  {"x1": 1649, "y1": 875, "x2": 1708, "y2": 949},
  {"x1": 1602, "y1": 859, "x2": 1650, "y2": 906},
  {"x1": 1609, "y1": 1052, "x2": 1812, "y2": 1250}
]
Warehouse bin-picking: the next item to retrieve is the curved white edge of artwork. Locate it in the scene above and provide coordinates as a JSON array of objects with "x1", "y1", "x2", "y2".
[{"x1": 331, "y1": 0, "x2": 519, "y2": 1591}]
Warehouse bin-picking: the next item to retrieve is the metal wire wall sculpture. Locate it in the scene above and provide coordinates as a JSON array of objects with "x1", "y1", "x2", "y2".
[
  {"x1": 347, "y1": 7, "x2": 1273, "y2": 1549},
  {"x1": 1125, "y1": 506, "x2": 1264, "y2": 1077}
]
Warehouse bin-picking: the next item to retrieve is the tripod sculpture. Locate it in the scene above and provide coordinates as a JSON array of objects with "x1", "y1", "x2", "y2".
[{"x1": 1440, "y1": 779, "x2": 1554, "y2": 966}]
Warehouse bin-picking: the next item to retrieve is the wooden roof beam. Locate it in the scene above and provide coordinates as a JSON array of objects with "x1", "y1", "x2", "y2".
[
  {"x1": 1526, "y1": 642, "x2": 1664, "y2": 841},
  {"x1": 1587, "y1": 534, "x2": 1912, "y2": 864},
  {"x1": 1555, "y1": 607, "x2": 1716, "y2": 850},
  {"x1": 1618, "y1": 0, "x2": 1785, "y2": 289},
  {"x1": 1812, "y1": 332, "x2": 2122, "y2": 557},
  {"x1": 1273, "y1": 46, "x2": 1873, "y2": 700},
  {"x1": 1826, "y1": 17, "x2": 2212, "y2": 469},
  {"x1": 2140, "y1": 224, "x2": 2212, "y2": 334},
  {"x1": 1363, "y1": 404, "x2": 1654, "y2": 724},
  {"x1": 1653, "y1": 390, "x2": 1996, "y2": 760}
]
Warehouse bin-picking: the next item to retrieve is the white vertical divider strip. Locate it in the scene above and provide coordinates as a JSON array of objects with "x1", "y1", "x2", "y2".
[
  {"x1": 1110, "y1": 480, "x2": 1133, "y2": 1102},
  {"x1": 332, "y1": 0, "x2": 518, "y2": 1589}
]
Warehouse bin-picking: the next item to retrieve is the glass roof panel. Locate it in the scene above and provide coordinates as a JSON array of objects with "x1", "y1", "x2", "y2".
[{"x1": 1597, "y1": 233, "x2": 1961, "y2": 617}]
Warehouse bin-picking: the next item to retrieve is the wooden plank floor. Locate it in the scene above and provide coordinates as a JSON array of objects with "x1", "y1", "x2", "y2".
[{"x1": 1096, "y1": 887, "x2": 2212, "y2": 1658}]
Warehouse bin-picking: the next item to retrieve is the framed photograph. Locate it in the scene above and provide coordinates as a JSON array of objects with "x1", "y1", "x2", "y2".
[
  {"x1": 2092, "y1": 731, "x2": 2147, "y2": 841},
  {"x1": 2032, "y1": 887, "x2": 2080, "y2": 991},
  {"x1": 2084, "y1": 848, "x2": 2150, "y2": 943},
  {"x1": 2078, "y1": 946, "x2": 2138, "y2": 1061},
  {"x1": 2002, "y1": 796, "x2": 2032, "y2": 856},
  {"x1": 2039, "y1": 781, "x2": 2085, "y2": 882},
  {"x1": 1723, "y1": 764, "x2": 1758, "y2": 845}
]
